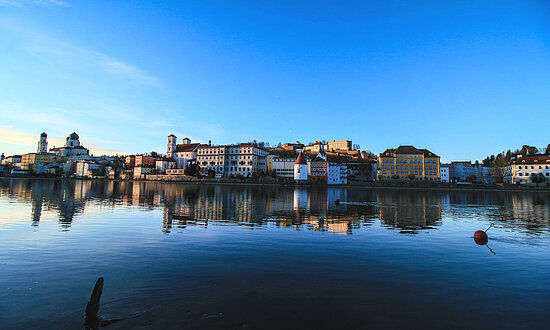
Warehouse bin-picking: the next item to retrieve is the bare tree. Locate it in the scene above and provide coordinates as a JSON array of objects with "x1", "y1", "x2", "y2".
[{"x1": 491, "y1": 154, "x2": 511, "y2": 183}]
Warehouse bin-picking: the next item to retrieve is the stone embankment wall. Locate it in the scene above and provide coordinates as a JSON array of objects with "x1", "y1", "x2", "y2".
[{"x1": 144, "y1": 174, "x2": 280, "y2": 184}]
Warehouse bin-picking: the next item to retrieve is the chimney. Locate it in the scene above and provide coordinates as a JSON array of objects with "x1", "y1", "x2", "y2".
[{"x1": 208, "y1": 140, "x2": 211, "y2": 146}]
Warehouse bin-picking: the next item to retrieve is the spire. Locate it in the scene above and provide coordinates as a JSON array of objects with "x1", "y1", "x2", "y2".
[
  {"x1": 295, "y1": 152, "x2": 307, "y2": 165},
  {"x1": 317, "y1": 146, "x2": 327, "y2": 161}
]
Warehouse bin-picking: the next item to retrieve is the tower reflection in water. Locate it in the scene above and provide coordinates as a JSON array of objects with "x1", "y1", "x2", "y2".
[{"x1": 1, "y1": 179, "x2": 550, "y2": 236}]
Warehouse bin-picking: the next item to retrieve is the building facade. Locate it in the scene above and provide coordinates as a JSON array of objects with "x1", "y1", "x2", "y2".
[
  {"x1": 440, "y1": 165, "x2": 450, "y2": 182},
  {"x1": 378, "y1": 145, "x2": 440, "y2": 181},
  {"x1": 75, "y1": 162, "x2": 101, "y2": 177},
  {"x1": 327, "y1": 163, "x2": 348, "y2": 184},
  {"x1": 282, "y1": 141, "x2": 305, "y2": 152},
  {"x1": 326, "y1": 140, "x2": 352, "y2": 151},
  {"x1": 309, "y1": 160, "x2": 328, "y2": 183},
  {"x1": 50, "y1": 132, "x2": 89, "y2": 157},
  {"x1": 135, "y1": 155, "x2": 156, "y2": 167},
  {"x1": 197, "y1": 143, "x2": 268, "y2": 177},
  {"x1": 504, "y1": 155, "x2": 550, "y2": 185},
  {"x1": 167, "y1": 134, "x2": 200, "y2": 169},
  {"x1": 156, "y1": 158, "x2": 177, "y2": 174},
  {"x1": 20, "y1": 153, "x2": 65, "y2": 173},
  {"x1": 294, "y1": 152, "x2": 308, "y2": 182},
  {"x1": 272, "y1": 157, "x2": 297, "y2": 178},
  {"x1": 344, "y1": 161, "x2": 377, "y2": 181},
  {"x1": 304, "y1": 141, "x2": 326, "y2": 154}
]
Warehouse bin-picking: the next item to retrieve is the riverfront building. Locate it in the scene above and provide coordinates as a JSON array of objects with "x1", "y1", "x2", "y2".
[
  {"x1": 272, "y1": 157, "x2": 297, "y2": 178},
  {"x1": 378, "y1": 145, "x2": 440, "y2": 181},
  {"x1": 294, "y1": 152, "x2": 308, "y2": 182},
  {"x1": 167, "y1": 134, "x2": 200, "y2": 169},
  {"x1": 503, "y1": 155, "x2": 550, "y2": 185},
  {"x1": 197, "y1": 143, "x2": 268, "y2": 177}
]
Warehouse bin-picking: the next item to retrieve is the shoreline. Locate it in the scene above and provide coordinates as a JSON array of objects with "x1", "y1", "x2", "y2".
[{"x1": 1, "y1": 175, "x2": 550, "y2": 193}]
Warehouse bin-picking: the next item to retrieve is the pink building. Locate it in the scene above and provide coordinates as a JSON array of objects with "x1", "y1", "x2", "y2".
[{"x1": 135, "y1": 155, "x2": 157, "y2": 167}]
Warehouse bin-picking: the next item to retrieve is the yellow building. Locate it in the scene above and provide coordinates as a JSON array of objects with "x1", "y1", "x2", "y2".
[
  {"x1": 378, "y1": 145, "x2": 440, "y2": 181},
  {"x1": 21, "y1": 153, "x2": 66, "y2": 173},
  {"x1": 326, "y1": 140, "x2": 352, "y2": 151}
]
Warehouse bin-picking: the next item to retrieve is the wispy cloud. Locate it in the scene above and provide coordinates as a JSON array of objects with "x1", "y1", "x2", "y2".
[
  {"x1": 0, "y1": 17, "x2": 161, "y2": 86},
  {"x1": 0, "y1": 0, "x2": 69, "y2": 7},
  {"x1": 101, "y1": 58, "x2": 161, "y2": 86}
]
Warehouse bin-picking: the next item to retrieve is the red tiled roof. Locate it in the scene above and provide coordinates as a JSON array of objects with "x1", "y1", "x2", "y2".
[
  {"x1": 174, "y1": 143, "x2": 200, "y2": 152},
  {"x1": 295, "y1": 152, "x2": 307, "y2": 165}
]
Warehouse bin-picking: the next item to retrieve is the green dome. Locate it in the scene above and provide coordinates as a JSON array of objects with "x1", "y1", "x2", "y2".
[
  {"x1": 69, "y1": 132, "x2": 79, "y2": 140},
  {"x1": 40, "y1": 132, "x2": 47, "y2": 137}
]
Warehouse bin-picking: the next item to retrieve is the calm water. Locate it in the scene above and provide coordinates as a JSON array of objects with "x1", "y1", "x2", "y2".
[{"x1": 1, "y1": 178, "x2": 550, "y2": 329}]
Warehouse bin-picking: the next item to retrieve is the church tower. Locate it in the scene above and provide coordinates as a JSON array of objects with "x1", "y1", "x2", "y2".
[
  {"x1": 294, "y1": 152, "x2": 308, "y2": 182},
  {"x1": 167, "y1": 134, "x2": 177, "y2": 158},
  {"x1": 38, "y1": 132, "x2": 48, "y2": 153}
]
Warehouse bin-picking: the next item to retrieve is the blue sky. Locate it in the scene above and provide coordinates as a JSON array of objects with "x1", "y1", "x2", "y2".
[{"x1": 0, "y1": 0, "x2": 549, "y2": 162}]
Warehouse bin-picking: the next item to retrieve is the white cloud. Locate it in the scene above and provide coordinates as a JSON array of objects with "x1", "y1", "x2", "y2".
[{"x1": 0, "y1": 18, "x2": 161, "y2": 86}]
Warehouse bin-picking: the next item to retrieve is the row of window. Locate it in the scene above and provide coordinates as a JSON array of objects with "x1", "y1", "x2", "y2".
[
  {"x1": 198, "y1": 155, "x2": 258, "y2": 160},
  {"x1": 517, "y1": 172, "x2": 549, "y2": 177},
  {"x1": 382, "y1": 159, "x2": 438, "y2": 164},
  {"x1": 517, "y1": 165, "x2": 549, "y2": 170},
  {"x1": 382, "y1": 165, "x2": 437, "y2": 170}
]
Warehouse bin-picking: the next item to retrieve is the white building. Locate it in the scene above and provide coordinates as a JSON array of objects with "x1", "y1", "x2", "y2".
[
  {"x1": 75, "y1": 162, "x2": 101, "y2": 177},
  {"x1": 2, "y1": 155, "x2": 22, "y2": 166},
  {"x1": 294, "y1": 152, "x2": 308, "y2": 182},
  {"x1": 304, "y1": 141, "x2": 327, "y2": 154},
  {"x1": 50, "y1": 132, "x2": 89, "y2": 157},
  {"x1": 134, "y1": 166, "x2": 154, "y2": 180},
  {"x1": 156, "y1": 158, "x2": 177, "y2": 174},
  {"x1": 504, "y1": 155, "x2": 550, "y2": 185},
  {"x1": 197, "y1": 143, "x2": 268, "y2": 177},
  {"x1": 166, "y1": 134, "x2": 200, "y2": 169},
  {"x1": 440, "y1": 165, "x2": 450, "y2": 182},
  {"x1": 327, "y1": 163, "x2": 348, "y2": 184},
  {"x1": 272, "y1": 157, "x2": 297, "y2": 178}
]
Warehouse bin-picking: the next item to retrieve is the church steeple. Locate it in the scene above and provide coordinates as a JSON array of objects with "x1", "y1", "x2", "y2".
[{"x1": 38, "y1": 132, "x2": 48, "y2": 153}]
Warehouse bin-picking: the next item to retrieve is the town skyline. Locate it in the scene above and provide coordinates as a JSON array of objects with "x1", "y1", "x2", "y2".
[
  {"x1": 1, "y1": 129, "x2": 548, "y2": 165},
  {"x1": 1, "y1": 1, "x2": 550, "y2": 162}
]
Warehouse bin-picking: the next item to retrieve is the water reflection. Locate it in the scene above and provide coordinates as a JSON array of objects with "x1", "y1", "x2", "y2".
[{"x1": 1, "y1": 178, "x2": 549, "y2": 236}]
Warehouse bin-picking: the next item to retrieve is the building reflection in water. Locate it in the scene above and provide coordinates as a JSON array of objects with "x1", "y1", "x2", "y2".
[
  {"x1": 376, "y1": 190, "x2": 443, "y2": 233},
  {"x1": 1, "y1": 178, "x2": 549, "y2": 236}
]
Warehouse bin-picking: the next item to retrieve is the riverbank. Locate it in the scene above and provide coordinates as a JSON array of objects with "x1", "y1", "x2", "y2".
[{"x1": 2, "y1": 174, "x2": 550, "y2": 193}]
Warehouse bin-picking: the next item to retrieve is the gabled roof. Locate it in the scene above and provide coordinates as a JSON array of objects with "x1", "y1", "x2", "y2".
[
  {"x1": 380, "y1": 145, "x2": 439, "y2": 158},
  {"x1": 174, "y1": 143, "x2": 200, "y2": 152},
  {"x1": 418, "y1": 148, "x2": 439, "y2": 157},
  {"x1": 157, "y1": 157, "x2": 177, "y2": 162},
  {"x1": 295, "y1": 152, "x2": 307, "y2": 165},
  {"x1": 394, "y1": 145, "x2": 423, "y2": 154},
  {"x1": 512, "y1": 155, "x2": 550, "y2": 165}
]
